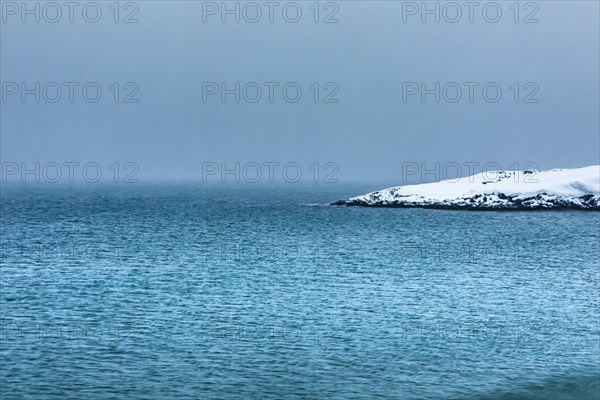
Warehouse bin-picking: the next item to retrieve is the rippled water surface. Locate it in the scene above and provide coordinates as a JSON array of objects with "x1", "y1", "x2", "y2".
[{"x1": 1, "y1": 184, "x2": 599, "y2": 399}]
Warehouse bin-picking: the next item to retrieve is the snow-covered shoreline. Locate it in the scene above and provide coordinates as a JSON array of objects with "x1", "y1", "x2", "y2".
[{"x1": 333, "y1": 166, "x2": 600, "y2": 210}]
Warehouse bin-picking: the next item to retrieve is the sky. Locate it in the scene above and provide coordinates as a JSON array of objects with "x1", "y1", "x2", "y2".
[{"x1": 1, "y1": 0, "x2": 599, "y2": 183}]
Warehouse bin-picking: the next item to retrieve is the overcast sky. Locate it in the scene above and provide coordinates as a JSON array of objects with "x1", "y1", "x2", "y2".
[{"x1": 1, "y1": 1, "x2": 599, "y2": 183}]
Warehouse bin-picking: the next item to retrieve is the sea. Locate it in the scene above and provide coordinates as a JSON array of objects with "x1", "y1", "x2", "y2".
[{"x1": 1, "y1": 183, "x2": 599, "y2": 399}]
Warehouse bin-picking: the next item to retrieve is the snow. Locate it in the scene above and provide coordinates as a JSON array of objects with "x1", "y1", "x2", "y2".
[{"x1": 336, "y1": 166, "x2": 600, "y2": 210}]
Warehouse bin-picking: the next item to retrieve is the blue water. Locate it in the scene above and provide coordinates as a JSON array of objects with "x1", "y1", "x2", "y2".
[{"x1": 1, "y1": 184, "x2": 599, "y2": 399}]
